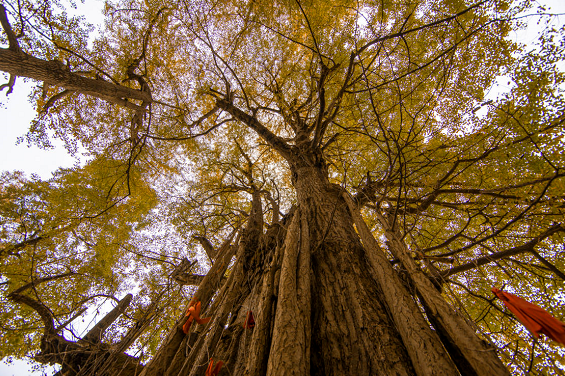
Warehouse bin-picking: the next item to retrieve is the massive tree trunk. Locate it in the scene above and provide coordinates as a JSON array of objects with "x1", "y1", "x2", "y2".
[
  {"x1": 292, "y1": 165, "x2": 416, "y2": 375},
  {"x1": 139, "y1": 143, "x2": 510, "y2": 375},
  {"x1": 0, "y1": 13, "x2": 513, "y2": 366}
]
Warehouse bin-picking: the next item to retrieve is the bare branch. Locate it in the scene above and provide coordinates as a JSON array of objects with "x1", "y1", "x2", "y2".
[
  {"x1": 0, "y1": 72, "x2": 16, "y2": 95},
  {"x1": 355, "y1": 1, "x2": 487, "y2": 56},
  {"x1": 530, "y1": 251, "x2": 565, "y2": 280},
  {"x1": 55, "y1": 308, "x2": 87, "y2": 333},
  {"x1": 10, "y1": 272, "x2": 76, "y2": 295},
  {"x1": 216, "y1": 98, "x2": 292, "y2": 159},
  {"x1": 441, "y1": 224, "x2": 564, "y2": 278}
]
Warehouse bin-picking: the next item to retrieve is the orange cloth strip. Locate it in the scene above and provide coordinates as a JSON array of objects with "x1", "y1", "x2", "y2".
[
  {"x1": 243, "y1": 310, "x2": 255, "y2": 329},
  {"x1": 206, "y1": 358, "x2": 224, "y2": 376},
  {"x1": 492, "y1": 288, "x2": 565, "y2": 345},
  {"x1": 182, "y1": 301, "x2": 211, "y2": 334}
]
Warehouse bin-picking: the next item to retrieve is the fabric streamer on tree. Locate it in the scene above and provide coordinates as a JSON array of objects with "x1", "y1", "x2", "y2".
[{"x1": 492, "y1": 288, "x2": 565, "y2": 345}]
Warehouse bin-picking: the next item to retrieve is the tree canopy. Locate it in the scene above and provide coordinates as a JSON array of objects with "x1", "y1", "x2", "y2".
[{"x1": 1, "y1": 0, "x2": 564, "y2": 375}]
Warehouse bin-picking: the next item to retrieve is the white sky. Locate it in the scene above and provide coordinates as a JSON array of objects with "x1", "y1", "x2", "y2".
[{"x1": 0, "y1": 0, "x2": 564, "y2": 374}]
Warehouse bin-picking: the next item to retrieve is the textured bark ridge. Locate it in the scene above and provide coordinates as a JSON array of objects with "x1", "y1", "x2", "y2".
[
  {"x1": 266, "y1": 210, "x2": 310, "y2": 376},
  {"x1": 378, "y1": 213, "x2": 511, "y2": 376},
  {"x1": 293, "y1": 166, "x2": 415, "y2": 375},
  {"x1": 343, "y1": 193, "x2": 460, "y2": 375}
]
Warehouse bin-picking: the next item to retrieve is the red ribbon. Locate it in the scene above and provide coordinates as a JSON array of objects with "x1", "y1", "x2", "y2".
[
  {"x1": 206, "y1": 358, "x2": 224, "y2": 376},
  {"x1": 243, "y1": 310, "x2": 255, "y2": 329},
  {"x1": 182, "y1": 301, "x2": 211, "y2": 334},
  {"x1": 492, "y1": 288, "x2": 565, "y2": 345}
]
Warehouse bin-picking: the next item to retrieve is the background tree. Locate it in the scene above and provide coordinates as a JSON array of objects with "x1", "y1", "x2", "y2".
[{"x1": 1, "y1": 0, "x2": 564, "y2": 375}]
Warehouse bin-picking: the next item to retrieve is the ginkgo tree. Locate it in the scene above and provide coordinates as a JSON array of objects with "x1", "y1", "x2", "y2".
[{"x1": 1, "y1": 0, "x2": 564, "y2": 375}]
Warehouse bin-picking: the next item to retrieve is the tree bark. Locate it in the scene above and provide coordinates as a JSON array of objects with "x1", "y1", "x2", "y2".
[
  {"x1": 291, "y1": 165, "x2": 415, "y2": 375},
  {"x1": 0, "y1": 48, "x2": 150, "y2": 110},
  {"x1": 378, "y1": 213, "x2": 510, "y2": 376},
  {"x1": 266, "y1": 211, "x2": 311, "y2": 375},
  {"x1": 245, "y1": 238, "x2": 283, "y2": 376},
  {"x1": 343, "y1": 193, "x2": 460, "y2": 375}
]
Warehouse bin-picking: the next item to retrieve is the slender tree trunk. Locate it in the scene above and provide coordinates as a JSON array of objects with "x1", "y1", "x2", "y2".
[
  {"x1": 266, "y1": 211, "x2": 311, "y2": 375},
  {"x1": 79, "y1": 294, "x2": 133, "y2": 345},
  {"x1": 138, "y1": 232, "x2": 239, "y2": 376},
  {"x1": 343, "y1": 193, "x2": 460, "y2": 375},
  {"x1": 378, "y1": 213, "x2": 510, "y2": 376}
]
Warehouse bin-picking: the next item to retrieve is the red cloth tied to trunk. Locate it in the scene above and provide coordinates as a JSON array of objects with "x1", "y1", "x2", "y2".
[
  {"x1": 243, "y1": 310, "x2": 255, "y2": 329},
  {"x1": 182, "y1": 301, "x2": 211, "y2": 334},
  {"x1": 206, "y1": 358, "x2": 223, "y2": 376},
  {"x1": 492, "y1": 288, "x2": 565, "y2": 345}
]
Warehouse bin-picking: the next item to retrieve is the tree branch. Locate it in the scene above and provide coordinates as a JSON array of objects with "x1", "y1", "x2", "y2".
[
  {"x1": 41, "y1": 89, "x2": 74, "y2": 112},
  {"x1": 8, "y1": 293, "x2": 56, "y2": 334},
  {"x1": 0, "y1": 48, "x2": 150, "y2": 110},
  {"x1": 441, "y1": 224, "x2": 564, "y2": 278},
  {"x1": 0, "y1": 5, "x2": 20, "y2": 52},
  {"x1": 78, "y1": 294, "x2": 133, "y2": 345},
  {"x1": 0, "y1": 235, "x2": 45, "y2": 258},
  {"x1": 216, "y1": 98, "x2": 291, "y2": 159},
  {"x1": 10, "y1": 272, "x2": 76, "y2": 295},
  {"x1": 0, "y1": 72, "x2": 16, "y2": 95},
  {"x1": 355, "y1": 1, "x2": 487, "y2": 56},
  {"x1": 193, "y1": 236, "x2": 217, "y2": 260},
  {"x1": 530, "y1": 251, "x2": 565, "y2": 280}
]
